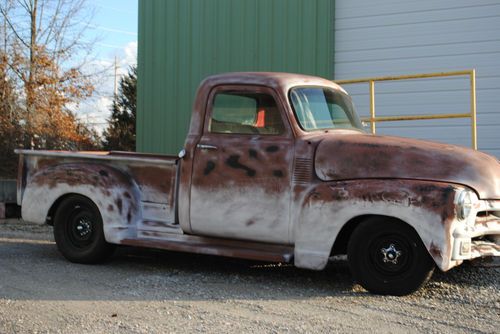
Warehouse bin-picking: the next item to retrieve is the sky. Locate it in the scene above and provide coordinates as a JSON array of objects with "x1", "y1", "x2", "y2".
[{"x1": 76, "y1": 0, "x2": 138, "y2": 133}]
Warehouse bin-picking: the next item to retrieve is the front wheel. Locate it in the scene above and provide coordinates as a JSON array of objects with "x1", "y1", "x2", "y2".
[
  {"x1": 347, "y1": 217, "x2": 435, "y2": 295},
  {"x1": 54, "y1": 195, "x2": 115, "y2": 263}
]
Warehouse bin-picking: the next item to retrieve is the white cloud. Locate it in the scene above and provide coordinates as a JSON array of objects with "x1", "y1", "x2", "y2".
[
  {"x1": 75, "y1": 96, "x2": 113, "y2": 135},
  {"x1": 122, "y1": 41, "x2": 138, "y2": 69},
  {"x1": 73, "y1": 41, "x2": 137, "y2": 135}
]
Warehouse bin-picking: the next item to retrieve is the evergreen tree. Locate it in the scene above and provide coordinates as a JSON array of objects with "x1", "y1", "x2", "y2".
[{"x1": 103, "y1": 66, "x2": 136, "y2": 151}]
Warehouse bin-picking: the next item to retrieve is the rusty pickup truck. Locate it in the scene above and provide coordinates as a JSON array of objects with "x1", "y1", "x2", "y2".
[{"x1": 16, "y1": 72, "x2": 500, "y2": 295}]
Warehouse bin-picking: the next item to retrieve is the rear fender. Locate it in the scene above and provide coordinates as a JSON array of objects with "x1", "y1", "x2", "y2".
[{"x1": 21, "y1": 163, "x2": 141, "y2": 243}]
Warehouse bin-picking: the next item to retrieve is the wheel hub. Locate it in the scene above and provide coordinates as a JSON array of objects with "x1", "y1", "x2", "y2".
[
  {"x1": 381, "y1": 244, "x2": 402, "y2": 264},
  {"x1": 75, "y1": 218, "x2": 92, "y2": 239}
]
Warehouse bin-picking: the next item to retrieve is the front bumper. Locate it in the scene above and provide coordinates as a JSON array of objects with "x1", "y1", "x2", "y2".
[{"x1": 452, "y1": 199, "x2": 500, "y2": 261}]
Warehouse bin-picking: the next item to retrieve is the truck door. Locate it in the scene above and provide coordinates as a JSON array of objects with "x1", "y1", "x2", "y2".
[{"x1": 190, "y1": 85, "x2": 293, "y2": 244}]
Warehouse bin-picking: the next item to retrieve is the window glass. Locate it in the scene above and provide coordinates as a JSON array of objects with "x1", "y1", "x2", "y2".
[
  {"x1": 210, "y1": 92, "x2": 285, "y2": 135},
  {"x1": 290, "y1": 87, "x2": 363, "y2": 131}
]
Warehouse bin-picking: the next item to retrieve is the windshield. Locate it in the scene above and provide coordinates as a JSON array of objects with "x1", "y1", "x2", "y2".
[{"x1": 290, "y1": 87, "x2": 363, "y2": 131}]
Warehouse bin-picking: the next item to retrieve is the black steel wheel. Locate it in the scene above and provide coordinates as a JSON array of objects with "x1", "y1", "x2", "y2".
[
  {"x1": 347, "y1": 217, "x2": 435, "y2": 296},
  {"x1": 54, "y1": 195, "x2": 115, "y2": 263}
]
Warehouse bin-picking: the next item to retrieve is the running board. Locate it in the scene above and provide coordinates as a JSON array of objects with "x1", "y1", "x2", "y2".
[{"x1": 121, "y1": 234, "x2": 294, "y2": 263}]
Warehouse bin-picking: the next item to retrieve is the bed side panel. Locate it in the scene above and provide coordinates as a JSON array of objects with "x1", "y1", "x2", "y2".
[{"x1": 20, "y1": 154, "x2": 178, "y2": 243}]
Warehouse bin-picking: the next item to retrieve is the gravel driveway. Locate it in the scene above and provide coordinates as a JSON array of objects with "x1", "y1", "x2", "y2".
[{"x1": 0, "y1": 219, "x2": 498, "y2": 333}]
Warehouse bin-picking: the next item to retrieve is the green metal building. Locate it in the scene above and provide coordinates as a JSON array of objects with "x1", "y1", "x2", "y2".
[{"x1": 137, "y1": 0, "x2": 334, "y2": 155}]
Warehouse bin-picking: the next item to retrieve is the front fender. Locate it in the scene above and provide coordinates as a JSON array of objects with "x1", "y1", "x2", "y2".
[
  {"x1": 293, "y1": 179, "x2": 460, "y2": 271},
  {"x1": 21, "y1": 163, "x2": 141, "y2": 243}
]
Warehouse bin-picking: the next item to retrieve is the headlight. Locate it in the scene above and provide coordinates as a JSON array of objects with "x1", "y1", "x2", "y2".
[{"x1": 456, "y1": 189, "x2": 476, "y2": 220}]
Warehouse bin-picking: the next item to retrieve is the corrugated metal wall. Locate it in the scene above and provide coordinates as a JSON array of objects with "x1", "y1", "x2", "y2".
[
  {"x1": 335, "y1": 0, "x2": 500, "y2": 157},
  {"x1": 137, "y1": 0, "x2": 334, "y2": 155}
]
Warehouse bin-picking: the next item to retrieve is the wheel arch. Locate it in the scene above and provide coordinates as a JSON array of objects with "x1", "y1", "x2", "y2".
[
  {"x1": 331, "y1": 214, "x2": 424, "y2": 256},
  {"x1": 52, "y1": 193, "x2": 116, "y2": 263},
  {"x1": 47, "y1": 193, "x2": 93, "y2": 226}
]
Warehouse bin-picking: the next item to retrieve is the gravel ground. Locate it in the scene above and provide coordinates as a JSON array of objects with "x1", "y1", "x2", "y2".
[{"x1": 0, "y1": 219, "x2": 498, "y2": 333}]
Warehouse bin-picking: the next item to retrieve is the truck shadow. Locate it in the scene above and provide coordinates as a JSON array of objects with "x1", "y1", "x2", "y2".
[{"x1": 0, "y1": 236, "x2": 498, "y2": 302}]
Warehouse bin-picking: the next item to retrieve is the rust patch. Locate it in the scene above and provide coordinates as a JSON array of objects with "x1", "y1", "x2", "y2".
[
  {"x1": 273, "y1": 170, "x2": 284, "y2": 178},
  {"x1": 127, "y1": 164, "x2": 176, "y2": 204},
  {"x1": 143, "y1": 220, "x2": 174, "y2": 228},
  {"x1": 127, "y1": 208, "x2": 132, "y2": 223},
  {"x1": 266, "y1": 145, "x2": 279, "y2": 153},
  {"x1": 204, "y1": 161, "x2": 216, "y2": 176},
  {"x1": 31, "y1": 163, "x2": 134, "y2": 190},
  {"x1": 330, "y1": 187, "x2": 349, "y2": 201},
  {"x1": 116, "y1": 198, "x2": 123, "y2": 214},
  {"x1": 325, "y1": 180, "x2": 457, "y2": 224},
  {"x1": 474, "y1": 214, "x2": 500, "y2": 229},
  {"x1": 226, "y1": 155, "x2": 256, "y2": 177},
  {"x1": 107, "y1": 204, "x2": 114, "y2": 212},
  {"x1": 120, "y1": 235, "x2": 294, "y2": 263},
  {"x1": 248, "y1": 149, "x2": 258, "y2": 159},
  {"x1": 429, "y1": 242, "x2": 443, "y2": 261}
]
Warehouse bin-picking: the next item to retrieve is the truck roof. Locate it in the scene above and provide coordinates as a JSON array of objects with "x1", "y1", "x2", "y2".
[
  {"x1": 199, "y1": 72, "x2": 346, "y2": 93},
  {"x1": 189, "y1": 72, "x2": 348, "y2": 137}
]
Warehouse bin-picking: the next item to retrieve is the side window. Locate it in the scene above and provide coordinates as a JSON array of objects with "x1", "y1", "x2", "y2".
[{"x1": 209, "y1": 92, "x2": 285, "y2": 135}]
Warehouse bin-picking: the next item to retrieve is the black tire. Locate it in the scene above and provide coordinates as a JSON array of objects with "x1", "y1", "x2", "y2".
[
  {"x1": 347, "y1": 217, "x2": 435, "y2": 296},
  {"x1": 53, "y1": 195, "x2": 115, "y2": 264}
]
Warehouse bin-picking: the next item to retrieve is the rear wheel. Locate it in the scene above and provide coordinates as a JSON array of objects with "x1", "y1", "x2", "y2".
[
  {"x1": 347, "y1": 217, "x2": 435, "y2": 295},
  {"x1": 54, "y1": 195, "x2": 115, "y2": 263}
]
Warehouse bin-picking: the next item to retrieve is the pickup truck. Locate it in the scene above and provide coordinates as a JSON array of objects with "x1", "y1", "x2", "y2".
[{"x1": 16, "y1": 72, "x2": 500, "y2": 295}]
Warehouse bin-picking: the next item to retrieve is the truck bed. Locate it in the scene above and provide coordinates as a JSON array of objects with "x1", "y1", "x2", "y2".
[{"x1": 16, "y1": 150, "x2": 180, "y2": 242}]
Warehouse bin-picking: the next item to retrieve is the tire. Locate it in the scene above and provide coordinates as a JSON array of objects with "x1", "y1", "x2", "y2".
[
  {"x1": 347, "y1": 217, "x2": 435, "y2": 296},
  {"x1": 53, "y1": 195, "x2": 115, "y2": 264}
]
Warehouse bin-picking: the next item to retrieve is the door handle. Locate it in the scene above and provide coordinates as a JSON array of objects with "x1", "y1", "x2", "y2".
[{"x1": 197, "y1": 144, "x2": 218, "y2": 151}]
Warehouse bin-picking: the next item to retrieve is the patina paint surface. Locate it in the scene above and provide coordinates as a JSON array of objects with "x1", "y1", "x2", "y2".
[
  {"x1": 293, "y1": 179, "x2": 460, "y2": 271},
  {"x1": 190, "y1": 134, "x2": 294, "y2": 243},
  {"x1": 188, "y1": 84, "x2": 295, "y2": 244},
  {"x1": 179, "y1": 72, "x2": 347, "y2": 236},
  {"x1": 18, "y1": 152, "x2": 179, "y2": 243},
  {"x1": 315, "y1": 133, "x2": 500, "y2": 199}
]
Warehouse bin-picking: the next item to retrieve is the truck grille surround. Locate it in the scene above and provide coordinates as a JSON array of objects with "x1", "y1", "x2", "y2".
[
  {"x1": 471, "y1": 208, "x2": 500, "y2": 258},
  {"x1": 453, "y1": 201, "x2": 500, "y2": 262}
]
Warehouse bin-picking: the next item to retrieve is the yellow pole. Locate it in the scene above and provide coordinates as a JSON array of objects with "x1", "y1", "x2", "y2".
[
  {"x1": 369, "y1": 80, "x2": 376, "y2": 134},
  {"x1": 470, "y1": 69, "x2": 477, "y2": 150},
  {"x1": 360, "y1": 113, "x2": 471, "y2": 123},
  {"x1": 335, "y1": 70, "x2": 472, "y2": 85}
]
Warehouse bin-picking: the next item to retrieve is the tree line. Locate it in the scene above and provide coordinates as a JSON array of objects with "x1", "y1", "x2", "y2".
[{"x1": 0, "y1": 0, "x2": 136, "y2": 178}]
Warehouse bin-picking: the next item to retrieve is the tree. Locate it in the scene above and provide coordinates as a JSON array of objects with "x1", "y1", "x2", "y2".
[
  {"x1": 0, "y1": 0, "x2": 98, "y2": 150},
  {"x1": 0, "y1": 51, "x2": 22, "y2": 177},
  {"x1": 0, "y1": 0, "x2": 100, "y2": 178},
  {"x1": 102, "y1": 66, "x2": 136, "y2": 151}
]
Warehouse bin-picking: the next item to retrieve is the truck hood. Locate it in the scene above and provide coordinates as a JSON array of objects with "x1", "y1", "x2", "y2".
[{"x1": 314, "y1": 132, "x2": 500, "y2": 199}]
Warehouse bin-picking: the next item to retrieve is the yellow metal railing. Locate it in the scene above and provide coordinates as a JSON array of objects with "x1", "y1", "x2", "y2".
[{"x1": 335, "y1": 69, "x2": 477, "y2": 149}]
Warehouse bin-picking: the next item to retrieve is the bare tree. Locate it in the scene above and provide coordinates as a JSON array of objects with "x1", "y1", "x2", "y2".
[{"x1": 0, "y1": 0, "x2": 98, "y2": 149}]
